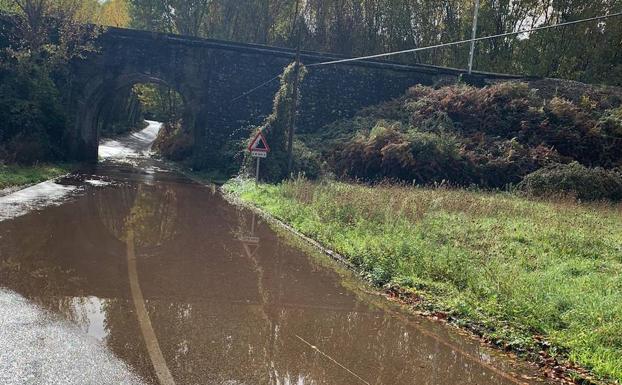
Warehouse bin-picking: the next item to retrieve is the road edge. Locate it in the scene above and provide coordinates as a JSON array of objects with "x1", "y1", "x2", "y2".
[{"x1": 219, "y1": 180, "x2": 611, "y2": 385}]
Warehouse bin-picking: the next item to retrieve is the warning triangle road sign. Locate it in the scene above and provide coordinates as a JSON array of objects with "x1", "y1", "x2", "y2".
[{"x1": 248, "y1": 131, "x2": 270, "y2": 153}]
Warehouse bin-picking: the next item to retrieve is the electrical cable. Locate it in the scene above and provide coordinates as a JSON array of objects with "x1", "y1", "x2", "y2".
[
  {"x1": 230, "y1": 74, "x2": 282, "y2": 102},
  {"x1": 229, "y1": 11, "x2": 622, "y2": 102},
  {"x1": 307, "y1": 11, "x2": 622, "y2": 67}
]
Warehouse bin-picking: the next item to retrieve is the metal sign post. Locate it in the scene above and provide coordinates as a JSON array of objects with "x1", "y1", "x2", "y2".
[{"x1": 248, "y1": 131, "x2": 270, "y2": 185}]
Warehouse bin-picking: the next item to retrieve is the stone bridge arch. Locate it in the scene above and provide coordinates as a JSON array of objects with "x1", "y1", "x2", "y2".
[
  {"x1": 76, "y1": 73, "x2": 197, "y2": 160},
  {"x1": 70, "y1": 38, "x2": 211, "y2": 161},
  {"x1": 68, "y1": 27, "x2": 521, "y2": 162}
]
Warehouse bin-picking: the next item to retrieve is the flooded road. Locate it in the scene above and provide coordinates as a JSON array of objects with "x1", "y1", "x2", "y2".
[{"x1": 0, "y1": 123, "x2": 549, "y2": 385}]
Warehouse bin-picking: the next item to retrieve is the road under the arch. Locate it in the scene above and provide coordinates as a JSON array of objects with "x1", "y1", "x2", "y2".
[{"x1": 0, "y1": 122, "x2": 551, "y2": 385}]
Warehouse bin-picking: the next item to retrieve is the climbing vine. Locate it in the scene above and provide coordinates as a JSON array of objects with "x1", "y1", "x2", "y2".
[{"x1": 244, "y1": 62, "x2": 318, "y2": 182}]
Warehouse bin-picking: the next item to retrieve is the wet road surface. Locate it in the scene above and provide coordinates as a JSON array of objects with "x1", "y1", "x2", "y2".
[{"x1": 0, "y1": 123, "x2": 550, "y2": 385}]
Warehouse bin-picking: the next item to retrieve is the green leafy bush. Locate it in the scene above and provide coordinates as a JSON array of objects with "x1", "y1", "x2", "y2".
[
  {"x1": 0, "y1": 59, "x2": 66, "y2": 163},
  {"x1": 0, "y1": 12, "x2": 100, "y2": 164},
  {"x1": 597, "y1": 106, "x2": 622, "y2": 139},
  {"x1": 290, "y1": 139, "x2": 322, "y2": 179},
  {"x1": 335, "y1": 122, "x2": 469, "y2": 184},
  {"x1": 518, "y1": 162, "x2": 622, "y2": 201}
]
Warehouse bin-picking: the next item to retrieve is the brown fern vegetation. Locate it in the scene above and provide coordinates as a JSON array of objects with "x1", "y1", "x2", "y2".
[{"x1": 305, "y1": 81, "x2": 622, "y2": 199}]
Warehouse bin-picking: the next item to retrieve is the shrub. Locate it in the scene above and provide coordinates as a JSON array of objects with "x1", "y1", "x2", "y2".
[
  {"x1": 405, "y1": 82, "x2": 536, "y2": 138},
  {"x1": 316, "y1": 81, "x2": 622, "y2": 189},
  {"x1": 290, "y1": 139, "x2": 322, "y2": 179},
  {"x1": 518, "y1": 162, "x2": 622, "y2": 201},
  {"x1": 334, "y1": 122, "x2": 471, "y2": 184},
  {"x1": 597, "y1": 107, "x2": 622, "y2": 139},
  {"x1": 0, "y1": 59, "x2": 66, "y2": 163},
  {"x1": 152, "y1": 121, "x2": 193, "y2": 161}
]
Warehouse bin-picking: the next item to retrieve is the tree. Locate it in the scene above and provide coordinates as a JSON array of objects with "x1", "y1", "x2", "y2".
[
  {"x1": 128, "y1": 0, "x2": 173, "y2": 33},
  {"x1": 0, "y1": 0, "x2": 101, "y2": 163},
  {"x1": 0, "y1": 0, "x2": 19, "y2": 12},
  {"x1": 7, "y1": 0, "x2": 100, "y2": 48},
  {"x1": 100, "y1": 0, "x2": 130, "y2": 27},
  {"x1": 165, "y1": 0, "x2": 211, "y2": 36}
]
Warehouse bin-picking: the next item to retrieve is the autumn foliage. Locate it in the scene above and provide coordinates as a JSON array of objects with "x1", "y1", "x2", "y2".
[{"x1": 323, "y1": 81, "x2": 622, "y2": 194}]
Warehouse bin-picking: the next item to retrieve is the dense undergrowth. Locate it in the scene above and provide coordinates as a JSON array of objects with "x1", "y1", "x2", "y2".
[
  {"x1": 299, "y1": 81, "x2": 622, "y2": 200},
  {"x1": 519, "y1": 162, "x2": 622, "y2": 201},
  {"x1": 0, "y1": 58, "x2": 68, "y2": 164},
  {"x1": 153, "y1": 77, "x2": 622, "y2": 200},
  {"x1": 0, "y1": 12, "x2": 101, "y2": 165},
  {"x1": 225, "y1": 177, "x2": 622, "y2": 383}
]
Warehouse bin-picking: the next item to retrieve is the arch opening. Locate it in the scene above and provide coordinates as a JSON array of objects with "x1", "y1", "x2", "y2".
[{"x1": 77, "y1": 74, "x2": 189, "y2": 162}]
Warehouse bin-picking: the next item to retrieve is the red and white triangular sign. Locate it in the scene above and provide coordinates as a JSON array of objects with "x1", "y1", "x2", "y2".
[{"x1": 248, "y1": 131, "x2": 270, "y2": 153}]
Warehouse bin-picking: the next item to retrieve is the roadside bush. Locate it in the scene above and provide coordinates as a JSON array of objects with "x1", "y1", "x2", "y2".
[
  {"x1": 406, "y1": 82, "x2": 537, "y2": 138},
  {"x1": 0, "y1": 59, "x2": 66, "y2": 163},
  {"x1": 152, "y1": 121, "x2": 193, "y2": 161},
  {"x1": 597, "y1": 106, "x2": 622, "y2": 140},
  {"x1": 335, "y1": 122, "x2": 472, "y2": 184},
  {"x1": 290, "y1": 139, "x2": 322, "y2": 179},
  {"x1": 301, "y1": 115, "x2": 380, "y2": 153},
  {"x1": 316, "y1": 81, "x2": 622, "y2": 191},
  {"x1": 0, "y1": 12, "x2": 101, "y2": 165},
  {"x1": 518, "y1": 162, "x2": 622, "y2": 201}
]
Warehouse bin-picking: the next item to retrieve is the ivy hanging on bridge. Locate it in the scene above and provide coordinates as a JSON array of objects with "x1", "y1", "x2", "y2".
[{"x1": 244, "y1": 61, "x2": 320, "y2": 182}]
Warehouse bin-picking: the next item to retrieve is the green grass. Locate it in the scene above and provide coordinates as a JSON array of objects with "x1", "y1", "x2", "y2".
[
  {"x1": 224, "y1": 177, "x2": 622, "y2": 383},
  {"x1": 0, "y1": 164, "x2": 71, "y2": 190}
]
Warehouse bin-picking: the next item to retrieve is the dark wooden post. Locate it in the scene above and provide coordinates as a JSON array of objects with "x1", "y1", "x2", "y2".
[{"x1": 287, "y1": 0, "x2": 302, "y2": 177}]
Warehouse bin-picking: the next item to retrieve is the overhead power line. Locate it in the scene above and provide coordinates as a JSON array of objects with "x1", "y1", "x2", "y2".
[
  {"x1": 230, "y1": 10, "x2": 622, "y2": 102},
  {"x1": 307, "y1": 11, "x2": 622, "y2": 67},
  {"x1": 231, "y1": 74, "x2": 282, "y2": 102}
]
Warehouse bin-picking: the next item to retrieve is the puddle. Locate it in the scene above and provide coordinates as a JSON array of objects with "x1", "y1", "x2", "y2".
[
  {"x1": 0, "y1": 167, "x2": 551, "y2": 385},
  {"x1": 0, "y1": 120, "x2": 551, "y2": 385}
]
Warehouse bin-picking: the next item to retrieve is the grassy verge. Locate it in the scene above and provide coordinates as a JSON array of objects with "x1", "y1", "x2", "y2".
[
  {"x1": 0, "y1": 164, "x2": 71, "y2": 191},
  {"x1": 224, "y1": 177, "x2": 622, "y2": 383}
]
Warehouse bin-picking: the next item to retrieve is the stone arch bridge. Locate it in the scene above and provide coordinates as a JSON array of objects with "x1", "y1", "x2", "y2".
[{"x1": 69, "y1": 27, "x2": 520, "y2": 162}]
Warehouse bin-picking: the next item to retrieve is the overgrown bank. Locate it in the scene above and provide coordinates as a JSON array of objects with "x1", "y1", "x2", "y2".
[
  {"x1": 150, "y1": 70, "x2": 622, "y2": 201},
  {"x1": 301, "y1": 80, "x2": 622, "y2": 199},
  {"x1": 224, "y1": 177, "x2": 622, "y2": 383},
  {"x1": 0, "y1": 164, "x2": 71, "y2": 191}
]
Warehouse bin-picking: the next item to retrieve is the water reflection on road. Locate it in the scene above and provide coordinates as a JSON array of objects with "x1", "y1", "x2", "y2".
[{"x1": 0, "y1": 125, "x2": 550, "y2": 385}]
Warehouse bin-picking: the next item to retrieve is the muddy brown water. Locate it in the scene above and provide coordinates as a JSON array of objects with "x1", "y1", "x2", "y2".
[{"x1": 0, "y1": 159, "x2": 551, "y2": 385}]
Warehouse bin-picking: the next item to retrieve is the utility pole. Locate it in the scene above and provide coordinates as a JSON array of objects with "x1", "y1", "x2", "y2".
[
  {"x1": 468, "y1": 0, "x2": 480, "y2": 74},
  {"x1": 287, "y1": 0, "x2": 302, "y2": 177}
]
